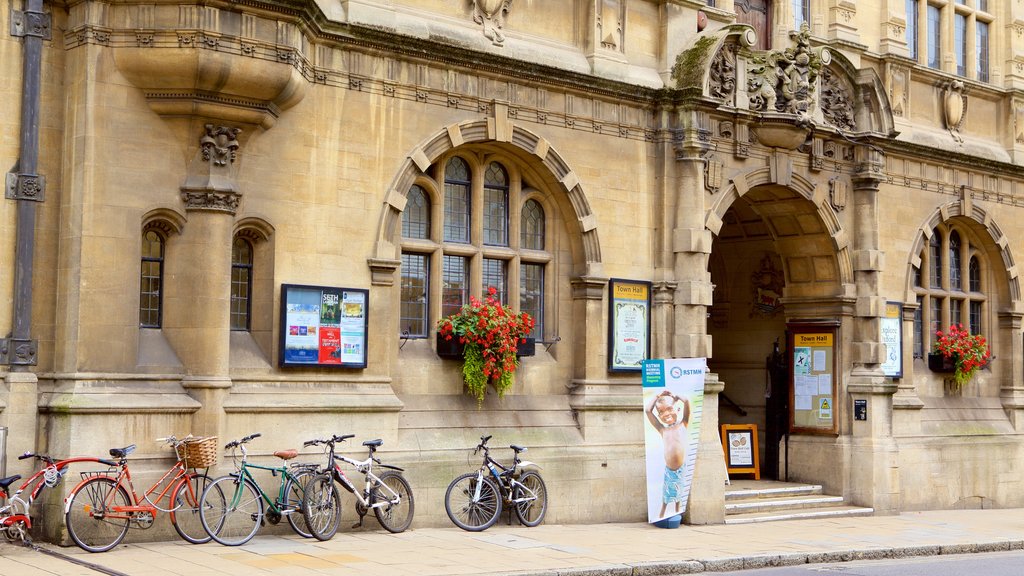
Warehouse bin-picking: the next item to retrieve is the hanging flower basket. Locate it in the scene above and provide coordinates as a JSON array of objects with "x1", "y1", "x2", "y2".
[
  {"x1": 516, "y1": 337, "x2": 536, "y2": 357},
  {"x1": 927, "y1": 352, "x2": 956, "y2": 373},
  {"x1": 436, "y1": 287, "x2": 535, "y2": 403},
  {"x1": 932, "y1": 324, "x2": 991, "y2": 390},
  {"x1": 436, "y1": 332, "x2": 465, "y2": 359}
]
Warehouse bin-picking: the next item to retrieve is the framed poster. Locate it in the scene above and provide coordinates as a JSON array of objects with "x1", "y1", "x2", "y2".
[
  {"x1": 720, "y1": 424, "x2": 760, "y2": 479},
  {"x1": 880, "y1": 301, "x2": 903, "y2": 378},
  {"x1": 788, "y1": 322, "x2": 839, "y2": 435},
  {"x1": 608, "y1": 279, "x2": 652, "y2": 372},
  {"x1": 279, "y1": 284, "x2": 368, "y2": 368}
]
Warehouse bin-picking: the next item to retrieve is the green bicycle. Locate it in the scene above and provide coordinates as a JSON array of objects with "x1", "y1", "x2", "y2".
[{"x1": 198, "y1": 433, "x2": 317, "y2": 546}]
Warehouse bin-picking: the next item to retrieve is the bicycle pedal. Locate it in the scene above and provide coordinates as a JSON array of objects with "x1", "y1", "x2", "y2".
[{"x1": 351, "y1": 522, "x2": 361, "y2": 529}]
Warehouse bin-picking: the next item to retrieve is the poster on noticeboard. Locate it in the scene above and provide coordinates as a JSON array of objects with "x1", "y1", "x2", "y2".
[
  {"x1": 608, "y1": 279, "x2": 651, "y2": 372},
  {"x1": 279, "y1": 284, "x2": 368, "y2": 368}
]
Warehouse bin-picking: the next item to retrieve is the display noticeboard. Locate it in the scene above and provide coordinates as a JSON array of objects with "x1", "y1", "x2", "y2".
[
  {"x1": 720, "y1": 424, "x2": 760, "y2": 479},
  {"x1": 880, "y1": 301, "x2": 903, "y2": 378},
  {"x1": 608, "y1": 279, "x2": 651, "y2": 372},
  {"x1": 279, "y1": 284, "x2": 368, "y2": 368},
  {"x1": 788, "y1": 323, "x2": 838, "y2": 435}
]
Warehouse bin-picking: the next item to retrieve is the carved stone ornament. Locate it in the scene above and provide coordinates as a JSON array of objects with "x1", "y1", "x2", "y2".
[
  {"x1": 705, "y1": 157, "x2": 724, "y2": 194},
  {"x1": 889, "y1": 65, "x2": 908, "y2": 118},
  {"x1": 820, "y1": 67, "x2": 856, "y2": 132},
  {"x1": 708, "y1": 44, "x2": 737, "y2": 101},
  {"x1": 472, "y1": 0, "x2": 513, "y2": 46},
  {"x1": 201, "y1": 124, "x2": 242, "y2": 166},
  {"x1": 750, "y1": 254, "x2": 785, "y2": 318},
  {"x1": 1015, "y1": 101, "x2": 1024, "y2": 145},
  {"x1": 181, "y1": 190, "x2": 241, "y2": 212},
  {"x1": 829, "y1": 177, "x2": 848, "y2": 211},
  {"x1": 747, "y1": 22, "x2": 824, "y2": 127},
  {"x1": 942, "y1": 80, "x2": 967, "y2": 144}
]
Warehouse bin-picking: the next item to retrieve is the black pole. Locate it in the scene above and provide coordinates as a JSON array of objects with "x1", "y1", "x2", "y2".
[{"x1": 7, "y1": 0, "x2": 46, "y2": 369}]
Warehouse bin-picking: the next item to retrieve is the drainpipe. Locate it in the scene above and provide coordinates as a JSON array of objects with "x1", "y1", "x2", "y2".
[{"x1": 2, "y1": 0, "x2": 49, "y2": 368}]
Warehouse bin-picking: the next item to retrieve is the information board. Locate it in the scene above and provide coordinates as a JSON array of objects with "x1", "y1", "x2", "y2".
[
  {"x1": 279, "y1": 284, "x2": 368, "y2": 368},
  {"x1": 880, "y1": 301, "x2": 903, "y2": 378},
  {"x1": 720, "y1": 424, "x2": 760, "y2": 479},
  {"x1": 788, "y1": 323, "x2": 838, "y2": 435},
  {"x1": 608, "y1": 279, "x2": 651, "y2": 372}
]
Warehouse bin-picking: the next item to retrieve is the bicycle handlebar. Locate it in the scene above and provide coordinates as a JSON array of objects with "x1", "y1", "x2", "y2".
[
  {"x1": 225, "y1": 432, "x2": 262, "y2": 449},
  {"x1": 303, "y1": 434, "x2": 355, "y2": 448},
  {"x1": 18, "y1": 452, "x2": 35, "y2": 460}
]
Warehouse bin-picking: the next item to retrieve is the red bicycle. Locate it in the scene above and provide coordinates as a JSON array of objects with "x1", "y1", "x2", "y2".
[
  {"x1": 1, "y1": 451, "x2": 109, "y2": 542},
  {"x1": 63, "y1": 435, "x2": 218, "y2": 552}
]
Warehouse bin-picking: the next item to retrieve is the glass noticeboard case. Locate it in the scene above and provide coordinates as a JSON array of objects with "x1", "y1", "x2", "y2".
[
  {"x1": 279, "y1": 284, "x2": 369, "y2": 368},
  {"x1": 788, "y1": 323, "x2": 838, "y2": 435},
  {"x1": 607, "y1": 279, "x2": 651, "y2": 372}
]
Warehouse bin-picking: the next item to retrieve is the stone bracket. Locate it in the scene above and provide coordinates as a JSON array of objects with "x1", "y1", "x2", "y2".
[
  {"x1": 0, "y1": 337, "x2": 38, "y2": 366},
  {"x1": 9, "y1": 7, "x2": 51, "y2": 40},
  {"x1": 6, "y1": 172, "x2": 45, "y2": 202}
]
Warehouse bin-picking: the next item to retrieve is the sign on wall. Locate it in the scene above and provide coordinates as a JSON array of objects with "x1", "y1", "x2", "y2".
[
  {"x1": 788, "y1": 323, "x2": 838, "y2": 435},
  {"x1": 279, "y1": 284, "x2": 368, "y2": 368},
  {"x1": 608, "y1": 279, "x2": 651, "y2": 372},
  {"x1": 880, "y1": 301, "x2": 903, "y2": 378},
  {"x1": 641, "y1": 358, "x2": 705, "y2": 523}
]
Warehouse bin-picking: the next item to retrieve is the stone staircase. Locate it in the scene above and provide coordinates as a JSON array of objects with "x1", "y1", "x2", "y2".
[{"x1": 724, "y1": 479, "x2": 874, "y2": 524}]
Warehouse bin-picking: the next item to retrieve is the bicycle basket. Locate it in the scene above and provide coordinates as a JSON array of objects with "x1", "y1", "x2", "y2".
[{"x1": 181, "y1": 436, "x2": 219, "y2": 468}]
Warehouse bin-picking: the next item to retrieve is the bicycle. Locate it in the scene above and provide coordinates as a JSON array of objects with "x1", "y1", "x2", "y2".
[
  {"x1": 302, "y1": 436, "x2": 414, "y2": 540},
  {"x1": 198, "y1": 433, "x2": 319, "y2": 546},
  {"x1": 444, "y1": 435, "x2": 547, "y2": 532},
  {"x1": 1, "y1": 451, "x2": 110, "y2": 543},
  {"x1": 63, "y1": 435, "x2": 218, "y2": 552}
]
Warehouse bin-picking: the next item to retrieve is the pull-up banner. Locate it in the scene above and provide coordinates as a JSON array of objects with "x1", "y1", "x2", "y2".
[{"x1": 641, "y1": 358, "x2": 706, "y2": 524}]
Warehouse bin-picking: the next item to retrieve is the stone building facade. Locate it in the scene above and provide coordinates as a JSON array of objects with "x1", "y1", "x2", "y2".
[{"x1": 3, "y1": 0, "x2": 1024, "y2": 539}]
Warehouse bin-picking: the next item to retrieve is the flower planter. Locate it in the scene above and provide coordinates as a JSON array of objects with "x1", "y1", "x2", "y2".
[
  {"x1": 436, "y1": 333, "x2": 465, "y2": 359},
  {"x1": 927, "y1": 352, "x2": 956, "y2": 373},
  {"x1": 516, "y1": 337, "x2": 536, "y2": 357}
]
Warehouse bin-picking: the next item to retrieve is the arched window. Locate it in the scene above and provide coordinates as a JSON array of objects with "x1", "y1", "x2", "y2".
[
  {"x1": 400, "y1": 185, "x2": 431, "y2": 337},
  {"x1": 231, "y1": 238, "x2": 253, "y2": 331},
  {"x1": 140, "y1": 230, "x2": 164, "y2": 328},
  {"x1": 399, "y1": 152, "x2": 554, "y2": 341},
  {"x1": 915, "y1": 222, "x2": 988, "y2": 356}
]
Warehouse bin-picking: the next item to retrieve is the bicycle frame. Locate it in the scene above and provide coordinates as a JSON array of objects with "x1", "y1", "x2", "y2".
[
  {"x1": 332, "y1": 454, "x2": 404, "y2": 510},
  {"x1": 228, "y1": 461, "x2": 306, "y2": 516},
  {"x1": 2, "y1": 453, "x2": 111, "y2": 536},
  {"x1": 62, "y1": 438, "x2": 208, "y2": 530},
  {"x1": 473, "y1": 442, "x2": 541, "y2": 506}
]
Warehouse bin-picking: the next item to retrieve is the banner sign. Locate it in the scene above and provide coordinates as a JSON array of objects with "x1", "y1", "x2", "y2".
[
  {"x1": 609, "y1": 279, "x2": 651, "y2": 372},
  {"x1": 641, "y1": 358, "x2": 705, "y2": 523},
  {"x1": 279, "y1": 284, "x2": 368, "y2": 368},
  {"x1": 880, "y1": 301, "x2": 903, "y2": 378}
]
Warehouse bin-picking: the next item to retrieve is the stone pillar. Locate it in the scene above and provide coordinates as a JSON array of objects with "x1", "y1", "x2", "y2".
[
  {"x1": 892, "y1": 300, "x2": 923, "y2": 436},
  {"x1": 165, "y1": 124, "x2": 244, "y2": 441},
  {"x1": 670, "y1": 109, "x2": 717, "y2": 524},
  {"x1": 651, "y1": 281, "x2": 677, "y2": 361},
  {"x1": 846, "y1": 147, "x2": 900, "y2": 514},
  {"x1": 998, "y1": 308, "x2": 1024, "y2": 431},
  {"x1": 1, "y1": 372, "x2": 38, "y2": 477},
  {"x1": 685, "y1": 373, "x2": 725, "y2": 525}
]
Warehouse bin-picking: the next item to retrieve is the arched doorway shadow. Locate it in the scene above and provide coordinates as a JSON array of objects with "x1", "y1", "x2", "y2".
[{"x1": 707, "y1": 169, "x2": 852, "y2": 480}]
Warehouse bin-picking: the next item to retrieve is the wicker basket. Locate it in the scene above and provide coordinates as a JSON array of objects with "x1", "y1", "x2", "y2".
[{"x1": 181, "y1": 436, "x2": 219, "y2": 468}]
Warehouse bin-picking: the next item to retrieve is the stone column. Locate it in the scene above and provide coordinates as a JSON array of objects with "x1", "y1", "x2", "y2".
[
  {"x1": 671, "y1": 109, "x2": 718, "y2": 524},
  {"x1": 165, "y1": 125, "x2": 244, "y2": 440},
  {"x1": 1, "y1": 372, "x2": 38, "y2": 477},
  {"x1": 998, "y1": 308, "x2": 1024, "y2": 431},
  {"x1": 892, "y1": 300, "x2": 923, "y2": 436},
  {"x1": 846, "y1": 147, "x2": 900, "y2": 514}
]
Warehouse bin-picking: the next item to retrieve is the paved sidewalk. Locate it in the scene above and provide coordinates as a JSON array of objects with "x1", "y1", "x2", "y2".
[{"x1": 4, "y1": 509, "x2": 1024, "y2": 576}]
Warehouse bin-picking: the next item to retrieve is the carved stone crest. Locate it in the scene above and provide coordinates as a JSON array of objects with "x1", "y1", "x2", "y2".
[
  {"x1": 750, "y1": 254, "x2": 785, "y2": 318},
  {"x1": 747, "y1": 22, "x2": 824, "y2": 127},
  {"x1": 709, "y1": 44, "x2": 737, "y2": 101},
  {"x1": 705, "y1": 157, "x2": 724, "y2": 194},
  {"x1": 942, "y1": 80, "x2": 967, "y2": 144},
  {"x1": 829, "y1": 177, "x2": 848, "y2": 211},
  {"x1": 820, "y1": 67, "x2": 856, "y2": 132},
  {"x1": 472, "y1": 0, "x2": 513, "y2": 46},
  {"x1": 201, "y1": 124, "x2": 241, "y2": 166}
]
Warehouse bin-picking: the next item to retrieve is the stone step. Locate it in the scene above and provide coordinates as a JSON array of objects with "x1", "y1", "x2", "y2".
[
  {"x1": 725, "y1": 483, "x2": 823, "y2": 501},
  {"x1": 726, "y1": 494, "x2": 845, "y2": 514},
  {"x1": 724, "y1": 505, "x2": 876, "y2": 525}
]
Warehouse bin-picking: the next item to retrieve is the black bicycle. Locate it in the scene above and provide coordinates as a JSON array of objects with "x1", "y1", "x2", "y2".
[{"x1": 444, "y1": 435, "x2": 547, "y2": 531}]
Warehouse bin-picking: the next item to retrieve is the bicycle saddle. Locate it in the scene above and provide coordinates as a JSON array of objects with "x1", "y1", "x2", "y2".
[
  {"x1": 510, "y1": 444, "x2": 526, "y2": 453},
  {"x1": 362, "y1": 439, "x2": 383, "y2": 448},
  {"x1": 274, "y1": 449, "x2": 298, "y2": 460},
  {"x1": 0, "y1": 475, "x2": 21, "y2": 491},
  {"x1": 109, "y1": 444, "x2": 136, "y2": 459}
]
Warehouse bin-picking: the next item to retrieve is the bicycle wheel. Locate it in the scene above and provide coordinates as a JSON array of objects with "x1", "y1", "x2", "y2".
[
  {"x1": 284, "y1": 468, "x2": 314, "y2": 538},
  {"x1": 444, "y1": 472, "x2": 501, "y2": 532},
  {"x1": 170, "y1": 473, "x2": 215, "y2": 544},
  {"x1": 513, "y1": 470, "x2": 548, "y2": 527},
  {"x1": 65, "y1": 476, "x2": 132, "y2": 553},
  {"x1": 302, "y1": 472, "x2": 341, "y2": 541},
  {"x1": 371, "y1": 471, "x2": 414, "y2": 533},
  {"x1": 199, "y1": 475, "x2": 263, "y2": 546}
]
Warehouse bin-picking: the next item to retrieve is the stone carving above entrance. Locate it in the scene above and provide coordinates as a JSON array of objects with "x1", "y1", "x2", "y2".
[
  {"x1": 709, "y1": 44, "x2": 736, "y2": 101},
  {"x1": 820, "y1": 67, "x2": 855, "y2": 132},
  {"x1": 750, "y1": 253, "x2": 784, "y2": 318},
  {"x1": 747, "y1": 23, "x2": 824, "y2": 126},
  {"x1": 471, "y1": 0, "x2": 513, "y2": 46}
]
